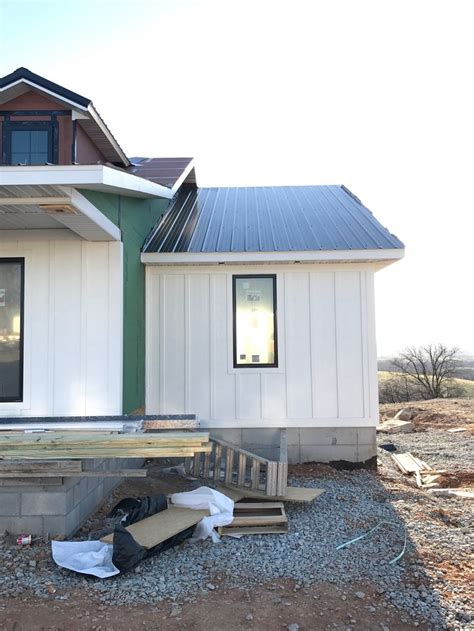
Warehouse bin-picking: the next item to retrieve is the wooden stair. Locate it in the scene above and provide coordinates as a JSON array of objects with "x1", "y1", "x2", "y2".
[{"x1": 186, "y1": 429, "x2": 288, "y2": 497}]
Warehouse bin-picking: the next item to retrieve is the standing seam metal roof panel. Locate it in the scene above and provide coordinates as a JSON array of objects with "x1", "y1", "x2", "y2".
[{"x1": 142, "y1": 185, "x2": 404, "y2": 254}]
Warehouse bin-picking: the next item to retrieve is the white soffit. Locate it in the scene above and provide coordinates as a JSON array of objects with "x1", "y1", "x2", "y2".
[
  {"x1": 0, "y1": 165, "x2": 173, "y2": 199},
  {"x1": 141, "y1": 249, "x2": 405, "y2": 267},
  {"x1": 0, "y1": 184, "x2": 120, "y2": 241}
]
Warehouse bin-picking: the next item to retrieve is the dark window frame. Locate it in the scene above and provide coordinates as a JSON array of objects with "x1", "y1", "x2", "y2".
[
  {"x1": 232, "y1": 274, "x2": 278, "y2": 369},
  {"x1": 0, "y1": 258, "x2": 25, "y2": 403},
  {"x1": 2, "y1": 120, "x2": 57, "y2": 165}
]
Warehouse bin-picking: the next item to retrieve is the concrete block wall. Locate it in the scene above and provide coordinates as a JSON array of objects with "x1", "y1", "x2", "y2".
[
  {"x1": 0, "y1": 458, "x2": 142, "y2": 537},
  {"x1": 209, "y1": 427, "x2": 376, "y2": 464}
]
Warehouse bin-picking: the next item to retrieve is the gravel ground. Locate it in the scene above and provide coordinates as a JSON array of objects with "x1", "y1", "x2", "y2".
[
  {"x1": 0, "y1": 443, "x2": 472, "y2": 630},
  {"x1": 378, "y1": 429, "x2": 473, "y2": 473}
]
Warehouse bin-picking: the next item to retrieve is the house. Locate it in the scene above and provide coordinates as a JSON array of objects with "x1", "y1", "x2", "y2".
[{"x1": 0, "y1": 68, "x2": 404, "y2": 469}]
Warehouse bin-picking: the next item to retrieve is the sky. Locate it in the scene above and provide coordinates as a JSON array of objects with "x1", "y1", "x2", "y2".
[{"x1": 0, "y1": 0, "x2": 472, "y2": 357}]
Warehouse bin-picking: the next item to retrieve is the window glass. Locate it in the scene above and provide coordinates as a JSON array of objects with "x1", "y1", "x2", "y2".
[
  {"x1": 11, "y1": 129, "x2": 49, "y2": 165},
  {"x1": 233, "y1": 276, "x2": 277, "y2": 367},
  {"x1": 0, "y1": 260, "x2": 23, "y2": 401}
]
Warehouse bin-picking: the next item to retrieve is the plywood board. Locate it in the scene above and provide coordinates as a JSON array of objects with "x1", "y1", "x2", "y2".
[
  {"x1": 219, "y1": 485, "x2": 325, "y2": 503},
  {"x1": 101, "y1": 506, "x2": 208, "y2": 549}
]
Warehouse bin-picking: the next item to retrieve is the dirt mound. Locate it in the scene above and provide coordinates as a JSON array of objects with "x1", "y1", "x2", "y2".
[{"x1": 380, "y1": 399, "x2": 474, "y2": 430}]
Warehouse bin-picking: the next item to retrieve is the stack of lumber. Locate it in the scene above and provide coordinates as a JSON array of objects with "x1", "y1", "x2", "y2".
[
  {"x1": 391, "y1": 452, "x2": 445, "y2": 489},
  {"x1": 0, "y1": 431, "x2": 210, "y2": 460}
]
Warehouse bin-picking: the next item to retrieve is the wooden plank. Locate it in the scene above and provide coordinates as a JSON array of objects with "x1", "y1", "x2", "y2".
[
  {"x1": 427, "y1": 489, "x2": 474, "y2": 499},
  {"x1": 218, "y1": 524, "x2": 288, "y2": 536},
  {"x1": 143, "y1": 419, "x2": 199, "y2": 430},
  {"x1": 265, "y1": 461, "x2": 278, "y2": 496},
  {"x1": 193, "y1": 453, "x2": 201, "y2": 477},
  {"x1": 0, "y1": 477, "x2": 64, "y2": 486},
  {"x1": 101, "y1": 506, "x2": 209, "y2": 548},
  {"x1": 0, "y1": 445, "x2": 212, "y2": 459},
  {"x1": 213, "y1": 444, "x2": 222, "y2": 482},
  {"x1": 237, "y1": 453, "x2": 246, "y2": 487},
  {"x1": 231, "y1": 514, "x2": 287, "y2": 527},
  {"x1": 225, "y1": 448, "x2": 234, "y2": 485},
  {"x1": 0, "y1": 431, "x2": 209, "y2": 447},
  {"x1": 234, "y1": 502, "x2": 284, "y2": 510},
  {"x1": 0, "y1": 468, "x2": 146, "y2": 478},
  {"x1": 277, "y1": 462, "x2": 288, "y2": 497},
  {"x1": 251, "y1": 460, "x2": 260, "y2": 490},
  {"x1": 203, "y1": 452, "x2": 211, "y2": 479},
  {"x1": 391, "y1": 453, "x2": 422, "y2": 474},
  {"x1": 225, "y1": 485, "x2": 325, "y2": 503},
  {"x1": 0, "y1": 460, "x2": 82, "y2": 473}
]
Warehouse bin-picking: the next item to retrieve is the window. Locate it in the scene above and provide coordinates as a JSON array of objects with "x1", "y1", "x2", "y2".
[
  {"x1": 3, "y1": 122, "x2": 54, "y2": 165},
  {"x1": 0, "y1": 259, "x2": 24, "y2": 402},
  {"x1": 232, "y1": 275, "x2": 278, "y2": 368}
]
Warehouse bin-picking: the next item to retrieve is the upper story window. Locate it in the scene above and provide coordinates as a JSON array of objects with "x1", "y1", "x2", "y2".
[
  {"x1": 232, "y1": 274, "x2": 278, "y2": 368},
  {"x1": 2, "y1": 121, "x2": 55, "y2": 165}
]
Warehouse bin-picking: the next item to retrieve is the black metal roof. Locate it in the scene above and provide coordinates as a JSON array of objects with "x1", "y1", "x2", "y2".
[
  {"x1": 143, "y1": 185, "x2": 404, "y2": 253},
  {"x1": 0, "y1": 67, "x2": 91, "y2": 108},
  {"x1": 127, "y1": 157, "x2": 194, "y2": 188}
]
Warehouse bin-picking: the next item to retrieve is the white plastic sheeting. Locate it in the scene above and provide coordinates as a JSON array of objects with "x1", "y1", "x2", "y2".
[
  {"x1": 52, "y1": 540, "x2": 119, "y2": 578},
  {"x1": 170, "y1": 486, "x2": 234, "y2": 542}
]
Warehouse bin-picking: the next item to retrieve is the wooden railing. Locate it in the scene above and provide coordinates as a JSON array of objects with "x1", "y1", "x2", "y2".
[{"x1": 186, "y1": 430, "x2": 288, "y2": 497}]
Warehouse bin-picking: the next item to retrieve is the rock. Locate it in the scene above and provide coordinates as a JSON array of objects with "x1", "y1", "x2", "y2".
[
  {"x1": 246, "y1": 614, "x2": 253, "y2": 621},
  {"x1": 355, "y1": 591, "x2": 365, "y2": 599},
  {"x1": 287, "y1": 625, "x2": 299, "y2": 631},
  {"x1": 206, "y1": 583, "x2": 216, "y2": 591}
]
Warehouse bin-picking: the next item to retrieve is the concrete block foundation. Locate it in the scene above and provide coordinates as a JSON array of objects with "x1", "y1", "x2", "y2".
[
  {"x1": 0, "y1": 458, "x2": 142, "y2": 537},
  {"x1": 210, "y1": 427, "x2": 376, "y2": 465}
]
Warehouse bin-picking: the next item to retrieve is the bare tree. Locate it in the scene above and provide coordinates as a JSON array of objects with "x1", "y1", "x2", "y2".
[
  {"x1": 379, "y1": 373, "x2": 419, "y2": 403},
  {"x1": 391, "y1": 344, "x2": 463, "y2": 400}
]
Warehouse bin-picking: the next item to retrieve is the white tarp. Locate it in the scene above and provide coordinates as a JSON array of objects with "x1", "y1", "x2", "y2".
[
  {"x1": 170, "y1": 486, "x2": 234, "y2": 542},
  {"x1": 51, "y1": 540, "x2": 119, "y2": 578}
]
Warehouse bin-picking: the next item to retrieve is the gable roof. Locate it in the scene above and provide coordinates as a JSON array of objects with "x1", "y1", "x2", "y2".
[
  {"x1": 143, "y1": 184, "x2": 404, "y2": 256},
  {"x1": 0, "y1": 67, "x2": 91, "y2": 108},
  {"x1": 0, "y1": 67, "x2": 130, "y2": 167}
]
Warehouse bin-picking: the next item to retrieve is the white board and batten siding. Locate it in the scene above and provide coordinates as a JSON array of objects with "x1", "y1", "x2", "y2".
[
  {"x1": 146, "y1": 263, "x2": 379, "y2": 429},
  {"x1": 0, "y1": 232, "x2": 123, "y2": 417}
]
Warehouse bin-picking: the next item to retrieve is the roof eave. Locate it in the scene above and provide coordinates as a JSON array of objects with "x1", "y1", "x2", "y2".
[
  {"x1": 141, "y1": 248, "x2": 405, "y2": 266},
  {"x1": 0, "y1": 165, "x2": 174, "y2": 199}
]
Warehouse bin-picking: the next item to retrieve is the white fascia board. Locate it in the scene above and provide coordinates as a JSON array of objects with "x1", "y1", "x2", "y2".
[
  {"x1": 0, "y1": 78, "x2": 89, "y2": 111},
  {"x1": 171, "y1": 159, "x2": 196, "y2": 194},
  {"x1": 68, "y1": 189, "x2": 121, "y2": 241},
  {"x1": 87, "y1": 104, "x2": 131, "y2": 168},
  {"x1": 141, "y1": 248, "x2": 405, "y2": 266},
  {"x1": 0, "y1": 165, "x2": 173, "y2": 199}
]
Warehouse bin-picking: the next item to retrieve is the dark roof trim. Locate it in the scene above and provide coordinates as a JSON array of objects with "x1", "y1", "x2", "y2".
[{"x1": 0, "y1": 67, "x2": 91, "y2": 108}]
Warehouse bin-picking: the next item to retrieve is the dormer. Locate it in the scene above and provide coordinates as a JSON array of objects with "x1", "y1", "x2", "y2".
[{"x1": 0, "y1": 67, "x2": 129, "y2": 167}]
